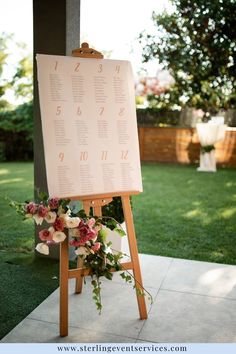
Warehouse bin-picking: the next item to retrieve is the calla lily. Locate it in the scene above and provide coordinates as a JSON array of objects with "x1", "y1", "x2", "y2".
[
  {"x1": 33, "y1": 214, "x2": 44, "y2": 225},
  {"x1": 35, "y1": 242, "x2": 49, "y2": 255},
  {"x1": 45, "y1": 211, "x2": 57, "y2": 224},
  {"x1": 52, "y1": 231, "x2": 67, "y2": 243},
  {"x1": 65, "y1": 217, "x2": 80, "y2": 228}
]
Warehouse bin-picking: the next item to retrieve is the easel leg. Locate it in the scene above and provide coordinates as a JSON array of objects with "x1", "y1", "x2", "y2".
[
  {"x1": 60, "y1": 237, "x2": 69, "y2": 336},
  {"x1": 121, "y1": 195, "x2": 147, "y2": 319},
  {"x1": 75, "y1": 257, "x2": 84, "y2": 293},
  {"x1": 74, "y1": 202, "x2": 92, "y2": 294},
  {"x1": 74, "y1": 201, "x2": 104, "y2": 293}
]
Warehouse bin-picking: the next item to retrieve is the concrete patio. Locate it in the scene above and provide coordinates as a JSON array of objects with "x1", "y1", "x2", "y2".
[{"x1": 1, "y1": 254, "x2": 236, "y2": 343}]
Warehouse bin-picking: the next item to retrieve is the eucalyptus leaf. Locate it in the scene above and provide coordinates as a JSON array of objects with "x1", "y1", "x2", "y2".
[{"x1": 114, "y1": 227, "x2": 126, "y2": 237}]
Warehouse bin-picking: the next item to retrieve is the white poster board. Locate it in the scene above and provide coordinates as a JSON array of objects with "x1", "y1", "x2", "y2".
[{"x1": 36, "y1": 54, "x2": 143, "y2": 198}]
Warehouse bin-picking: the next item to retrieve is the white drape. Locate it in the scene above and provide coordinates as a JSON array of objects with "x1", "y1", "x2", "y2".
[{"x1": 196, "y1": 123, "x2": 227, "y2": 172}]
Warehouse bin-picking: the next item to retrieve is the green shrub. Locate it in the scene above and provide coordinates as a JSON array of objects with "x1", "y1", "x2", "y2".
[
  {"x1": 0, "y1": 101, "x2": 33, "y2": 161},
  {"x1": 102, "y1": 197, "x2": 124, "y2": 224},
  {"x1": 137, "y1": 107, "x2": 181, "y2": 126}
]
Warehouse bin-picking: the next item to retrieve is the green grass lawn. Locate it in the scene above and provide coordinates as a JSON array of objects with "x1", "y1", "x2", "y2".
[
  {"x1": 0, "y1": 162, "x2": 59, "y2": 339},
  {"x1": 0, "y1": 161, "x2": 236, "y2": 339},
  {"x1": 0, "y1": 162, "x2": 34, "y2": 251},
  {"x1": 133, "y1": 163, "x2": 236, "y2": 265}
]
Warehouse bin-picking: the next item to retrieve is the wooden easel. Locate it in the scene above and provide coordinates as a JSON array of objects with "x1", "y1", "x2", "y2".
[{"x1": 59, "y1": 43, "x2": 147, "y2": 337}]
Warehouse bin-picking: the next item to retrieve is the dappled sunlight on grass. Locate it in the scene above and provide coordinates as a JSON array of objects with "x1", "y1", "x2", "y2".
[
  {"x1": 192, "y1": 201, "x2": 202, "y2": 206},
  {"x1": 225, "y1": 181, "x2": 236, "y2": 188},
  {"x1": 0, "y1": 178, "x2": 24, "y2": 185},
  {"x1": 183, "y1": 208, "x2": 214, "y2": 226},
  {"x1": 219, "y1": 207, "x2": 236, "y2": 219},
  {"x1": 183, "y1": 205, "x2": 236, "y2": 224},
  {"x1": 184, "y1": 209, "x2": 206, "y2": 218},
  {"x1": 133, "y1": 163, "x2": 236, "y2": 265},
  {"x1": 0, "y1": 169, "x2": 10, "y2": 175}
]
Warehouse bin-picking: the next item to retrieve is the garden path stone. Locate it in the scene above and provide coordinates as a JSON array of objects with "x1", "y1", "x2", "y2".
[
  {"x1": 1, "y1": 255, "x2": 236, "y2": 343},
  {"x1": 162, "y1": 258, "x2": 236, "y2": 299}
]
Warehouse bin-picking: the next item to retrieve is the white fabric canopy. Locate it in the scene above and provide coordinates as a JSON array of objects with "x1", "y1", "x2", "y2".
[
  {"x1": 196, "y1": 123, "x2": 227, "y2": 172},
  {"x1": 196, "y1": 123, "x2": 227, "y2": 146}
]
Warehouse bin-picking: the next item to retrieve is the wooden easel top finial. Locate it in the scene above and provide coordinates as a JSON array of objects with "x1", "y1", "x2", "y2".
[{"x1": 72, "y1": 42, "x2": 104, "y2": 59}]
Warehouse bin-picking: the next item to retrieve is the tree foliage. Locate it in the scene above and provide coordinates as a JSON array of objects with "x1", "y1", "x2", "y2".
[
  {"x1": 0, "y1": 33, "x2": 33, "y2": 109},
  {"x1": 0, "y1": 33, "x2": 12, "y2": 109},
  {"x1": 11, "y1": 55, "x2": 33, "y2": 102},
  {"x1": 0, "y1": 101, "x2": 33, "y2": 161},
  {"x1": 0, "y1": 101, "x2": 33, "y2": 139},
  {"x1": 139, "y1": 0, "x2": 236, "y2": 114},
  {"x1": 0, "y1": 33, "x2": 33, "y2": 161}
]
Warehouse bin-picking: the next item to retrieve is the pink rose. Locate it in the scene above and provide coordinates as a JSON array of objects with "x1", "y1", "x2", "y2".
[
  {"x1": 38, "y1": 204, "x2": 49, "y2": 218},
  {"x1": 26, "y1": 202, "x2": 37, "y2": 215},
  {"x1": 53, "y1": 217, "x2": 65, "y2": 231},
  {"x1": 87, "y1": 218, "x2": 95, "y2": 228},
  {"x1": 69, "y1": 239, "x2": 81, "y2": 247},
  {"x1": 87, "y1": 229, "x2": 97, "y2": 240},
  {"x1": 91, "y1": 242, "x2": 101, "y2": 253},
  {"x1": 48, "y1": 197, "x2": 60, "y2": 209},
  {"x1": 39, "y1": 229, "x2": 53, "y2": 241},
  {"x1": 79, "y1": 225, "x2": 90, "y2": 238},
  {"x1": 78, "y1": 225, "x2": 96, "y2": 244}
]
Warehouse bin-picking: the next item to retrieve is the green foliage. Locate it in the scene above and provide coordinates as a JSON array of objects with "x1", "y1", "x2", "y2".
[
  {"x1": 91, "y1": 277, "x2": 102, "y2": 313},
  {"x1": 137, "y1": 107, "x2": 181, "y2": 126},
  {"x1": 120, "y1": 271, "x2": 132, "y2": 284},
  {"x1": 0, "y1": 33, "x2": 12, "y2": 106},
  {"x1": 139, "y1": 0, "x2": 236, "y2": 114},
  {"x1": 201, "y1": 144, "x2": 215, "y2": 153},
  {"x1": 0, "y1": 101, "x2": 33, "y2": 161},
  {"x1": 0, "y1": 33, "x2": 33, "y2": 108},
  {"x1": 113, "y1": 227, "x2": 126, "y2": 237},
  {"x1": 0, "y1": 33, "x2": 33, "y2": 161},
  {"x1": 0, "y1": 101, "x2": 33, "y2": 137},
  {"x1": 11, "y1": 54, "x2": 33, "y2": 101},
  {"x1": 102, "y1": 196, "x2": 124, "y2": 223}
]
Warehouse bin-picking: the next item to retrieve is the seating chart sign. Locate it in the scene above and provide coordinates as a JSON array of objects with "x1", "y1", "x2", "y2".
[{"x1": 36, "y1": 54, "x2": 143, "y2": 198}]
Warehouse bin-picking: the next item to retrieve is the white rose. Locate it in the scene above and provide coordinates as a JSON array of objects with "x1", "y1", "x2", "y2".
[
  {"x1": 52, "y1": 231, "x2": 67, "y2": 243},
  {"x1": 58, "y1": 209, "x2": 71, "y2": 219},
  {"x1": 33, "y1": 214, "x2": 44, "y2": 225},
  {"x1": 75, "y1": 246, "x2": 89, "y2": 256},
  {"x1": 65, "y1": 217, "x2": 80, "y2": 228},
  {"x1": 69, "y1": 228, "x2": 80, "y2": 237},
  {"x1": 44, "y1": 211, "x2": 57, "y2": 224},
  {"x1": 35, "y1": 242, "x2": 49, "y2": 255}
]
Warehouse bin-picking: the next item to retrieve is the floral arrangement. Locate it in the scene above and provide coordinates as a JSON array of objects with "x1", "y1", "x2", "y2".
[
  {"x1": 200, "y1": 144, "x2": 215, "y2": 154},
  {"x1": 11, "y1": 193, "x2": 151, "y2": 312}
]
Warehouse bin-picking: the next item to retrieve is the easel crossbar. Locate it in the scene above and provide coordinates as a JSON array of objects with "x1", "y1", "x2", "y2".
[{"x1": 68, "y1": 261, "x2": 133, "y2": 279}]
